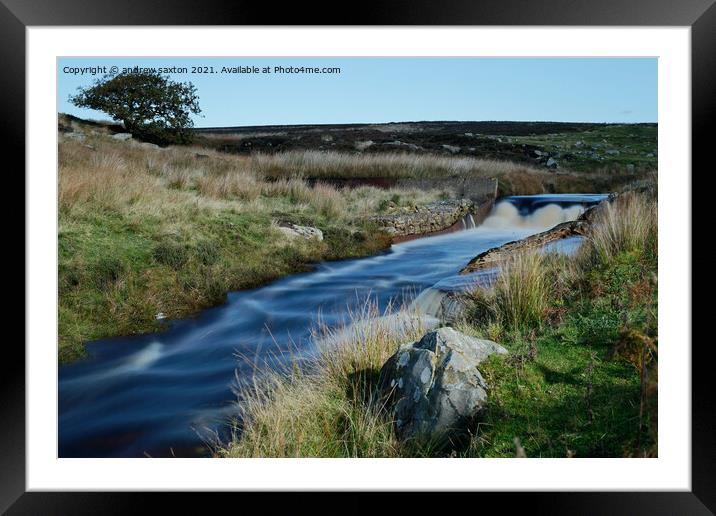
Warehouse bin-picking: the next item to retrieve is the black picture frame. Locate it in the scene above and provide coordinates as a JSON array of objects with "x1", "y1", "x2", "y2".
[{"x1": 5, "y1": 1, "x2": 711, "y2": 513}]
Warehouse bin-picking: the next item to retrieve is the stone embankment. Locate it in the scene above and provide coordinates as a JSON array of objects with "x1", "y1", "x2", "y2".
[
  {"x1": 319, "y1": 176, "x2": 497, "y2": 241},
  {"x1": 369, "y1": 199, "x2": 476, "y2": 239}
]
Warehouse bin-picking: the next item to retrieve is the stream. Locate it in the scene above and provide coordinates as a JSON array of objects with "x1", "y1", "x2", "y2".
[{"x1": 58, "y1": 193, "x2": 607, "y2": 457}]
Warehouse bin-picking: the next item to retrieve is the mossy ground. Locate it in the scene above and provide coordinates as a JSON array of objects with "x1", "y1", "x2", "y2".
[{"x1": 467, "y1": 251, "x2": 657, "y2": 457}]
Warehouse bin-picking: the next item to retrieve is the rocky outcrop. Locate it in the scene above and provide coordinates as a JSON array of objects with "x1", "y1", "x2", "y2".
[
  {"x1": 277, "y1": 223, "x2": 324, "y2": 241},
  {"x1": 370, "y1": 199, "x2": 475, "y2": 238},
  {"x1": 378, "y1": 327, "x2": 507, "y2": 446},
  {"x1": 461, "y1": 220, "x2": 588, "y2": 273},
  {"x1": 460, "y1": 195, "x2": 614, "y2": 274}
]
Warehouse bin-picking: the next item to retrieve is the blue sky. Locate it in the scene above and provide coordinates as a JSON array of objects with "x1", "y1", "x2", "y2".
[{"x1": 58, "y1": 58, "x2": 657, "y2": 127}]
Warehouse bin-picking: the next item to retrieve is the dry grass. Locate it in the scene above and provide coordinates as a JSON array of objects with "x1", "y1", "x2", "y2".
[
  {"x1": 220, "y1": 301, "x2": 427, "y2": 457},
  {"x1": 588, "y1": 193, "x2": 658, "y2": 265},
  {"x1": 492, "y1": 251, "x2": 551, "y2": 330},
  {"x1": 463, "y1": 250, "x2": 554, "y2": 334},
  {"x1": 251, "y1": 149, "x2": 542, "y2": 180},
  {"x1": 245, "y1": 149, "x2": 648, "y2": 196},
  {"x1": 58, "y1": 136, "x2": 456, "y2": 222}
]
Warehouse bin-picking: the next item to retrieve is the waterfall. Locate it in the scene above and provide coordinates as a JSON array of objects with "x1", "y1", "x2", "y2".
[{"x1": 481, "y1": 201, "x2": 586, "y2": 230}]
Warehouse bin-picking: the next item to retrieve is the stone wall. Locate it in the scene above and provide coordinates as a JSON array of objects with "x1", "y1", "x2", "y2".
[{"x1": 370, "y1": 199, "x2": 475, "y2": 238}]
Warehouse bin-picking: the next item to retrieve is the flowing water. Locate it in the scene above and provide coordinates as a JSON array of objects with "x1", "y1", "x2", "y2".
[{"x1": 58, "y1": 193, "x2": 607, "y2": 457}]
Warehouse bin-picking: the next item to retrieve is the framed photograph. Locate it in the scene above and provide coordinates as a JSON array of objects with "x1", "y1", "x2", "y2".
[{"x1": 7, "y1": 0, "x2": 711, "y2": 512}]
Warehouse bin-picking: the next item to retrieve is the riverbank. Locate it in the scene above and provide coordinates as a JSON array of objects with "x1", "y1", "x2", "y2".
[
  {"x1": 58, "y1": 128, "x2": 453, "y2": 363},
  {"x1": 218, "y1": 188, "x2": 657, "y2": 458}
]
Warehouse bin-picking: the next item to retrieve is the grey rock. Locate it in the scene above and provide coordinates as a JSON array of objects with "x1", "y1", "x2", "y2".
[
  {"x1": 277, "y1": 223, "x2": 323, "y2": 241},
  {"x1": 137, "y1": 142, "x2": 160, "y2": 150},
  {"x1": 66, "y1": 132, "x2": 86, "y2": 142},
  {"x1": 546, "y1": 157, "x2": 558, "y2": 169},
  {"x1": 112, "y1": 133, "x2": 133, "y2": 141},
  {"x1": 378, "y1": 327, "x2": 507, "y2": 445},
  {"x1": 606, "y1": 149, "x2": 620, "y2": 156},
  {"x1": 442, "y1": 144, "x2": 461, "y2": 154},
  {"x1": 354, "y1": 140, "x2": 374, "y2": 151}
]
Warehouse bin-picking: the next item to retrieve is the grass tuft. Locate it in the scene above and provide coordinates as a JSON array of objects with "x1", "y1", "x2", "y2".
[{"x1": 221, "y1": 300, "x2": 426, "y2": 458}]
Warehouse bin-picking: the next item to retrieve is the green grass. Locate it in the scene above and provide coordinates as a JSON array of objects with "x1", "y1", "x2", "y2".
[{"x1": 467, "y1": 250, "x2": 657, "y2": 457}]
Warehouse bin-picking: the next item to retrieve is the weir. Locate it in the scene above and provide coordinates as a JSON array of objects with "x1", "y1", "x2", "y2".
[{"x1": 408, "y1": 194, "x2": 608, "y2": 320}]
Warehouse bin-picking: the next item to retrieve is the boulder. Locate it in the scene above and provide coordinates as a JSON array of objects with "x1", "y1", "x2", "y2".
[
  {"x1": 354, "y1": 140, "x2": 374, "y2": 151},
  {"x1": 112, "y1": 133, "x2": 133, "y2": 141},
  {"x1": 378, "y1": 327, "x2": 507, "y2": 446},
  {"x1": 546, "y1": 157, "x2": 558, "y2": 169},
  {"x1": 136, "y1": 142, "x2": 160, "y2": 150},
  {"x1": 277, "y1": 223, "x2": 323, "y2": 241},
  {"x1": 442, "y1": 144, "x2": 461, "y2": 154}
]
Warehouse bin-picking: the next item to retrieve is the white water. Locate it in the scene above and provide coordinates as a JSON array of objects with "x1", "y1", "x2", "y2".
[{"x1": 481, "y1": 202, "x2": 585, "y2": 230}]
